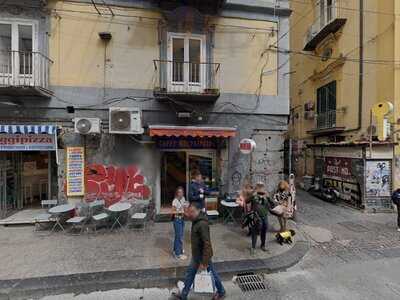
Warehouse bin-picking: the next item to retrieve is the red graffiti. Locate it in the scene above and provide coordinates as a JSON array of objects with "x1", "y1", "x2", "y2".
[{"x1": 85, "y1": 164, "x2": 151, "y2": 207}]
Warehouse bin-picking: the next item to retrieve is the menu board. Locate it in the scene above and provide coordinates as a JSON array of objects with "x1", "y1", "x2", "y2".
[{"x1": 66, "y1": 147, "x2": 85, "y2": 196}]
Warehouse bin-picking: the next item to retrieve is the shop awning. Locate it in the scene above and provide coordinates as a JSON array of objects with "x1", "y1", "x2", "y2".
[
  {"x1": 0, "y1": 124, "x2": 57, "y2": 134},
  {"x1": 149, "y1": 125, "x2": 237, "y2": 138},
  {"x1": 0, "y1": 124, "x2": 58, "y2": 152}
]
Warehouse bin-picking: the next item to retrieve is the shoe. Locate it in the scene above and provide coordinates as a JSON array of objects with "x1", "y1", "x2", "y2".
[
  {"x1": 212, "y1": 293, "x2": 226, "y2": 300},
  {"x1": 260, "y1": 246, "x2": 268, "y2": 252},
  {"x1": 177, "y1": 254, "x2": 187, "y2": 260},
  {"x1": 171, "y1": 292, "x2": 184, "y2": 300},
  {"x1": 397, "y1": 228, "x2": 400, "y2": 232}
]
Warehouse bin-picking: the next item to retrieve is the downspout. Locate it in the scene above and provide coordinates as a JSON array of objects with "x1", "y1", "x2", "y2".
[{"x1": 345, "y1": 0, "x2": 363, "y2": 133}]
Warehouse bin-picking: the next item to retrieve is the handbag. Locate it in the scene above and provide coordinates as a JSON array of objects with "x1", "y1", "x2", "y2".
[
  {"x1": 271, "y1": 204, "x2": 284, "y2": 215},
  {"x1": 194, "y1": 270, "x2": 215, "y2": 294}
]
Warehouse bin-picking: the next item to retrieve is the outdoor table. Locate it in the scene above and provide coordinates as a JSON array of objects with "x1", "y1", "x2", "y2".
[
  {"x1": 220, "y1": 200, "x2": 239, "y2": 224},
  {"x1": 108, "y1": 202, "x2": 132, "y2": 231},
  {"x1": 48, "y1": 204, "x2": 75, "y2": 232}
]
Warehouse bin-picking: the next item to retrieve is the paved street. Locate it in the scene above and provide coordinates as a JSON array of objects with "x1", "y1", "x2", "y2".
[{"x1": 37, "y1": 190, "x2": 400, "y2": 300}]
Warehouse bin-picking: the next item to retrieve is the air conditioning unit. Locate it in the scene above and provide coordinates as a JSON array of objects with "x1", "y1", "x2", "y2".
[
  {"x1": 74, "y1": 118, "x2": 101, "y2": 134},
  {"x1": 109, "y1": 107, "x2": 144, "y2": 134}
]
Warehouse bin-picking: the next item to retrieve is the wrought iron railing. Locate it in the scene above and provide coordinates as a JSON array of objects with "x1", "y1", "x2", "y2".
[
  {"x1": 0, "y1": 50, "x2": 53, "y2": 90},
  {"x1": 153, "y1": 60, "x2": 220, "y2": 94},
  {"x1": 316, "y1": 110, "x2": 338, "y2": 129},
  {"x1": 304, "y1": 0, "x2": 345, "y2": 46}
]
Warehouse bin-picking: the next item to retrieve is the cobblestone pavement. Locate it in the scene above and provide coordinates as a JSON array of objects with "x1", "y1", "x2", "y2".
[{"x1": 291, "y1": 190, "x2": 400, "y2": 270}]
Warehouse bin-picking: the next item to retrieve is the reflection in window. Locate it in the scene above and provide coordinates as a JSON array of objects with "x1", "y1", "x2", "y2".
[
  {"x1": 0, "y1": 24, "x2": 12, "y2": 74},
  {"x1": 172, "y1": 38, "x2": 184, "y2": 82},
  {"x1": 18, "y1": 25, "x2": 33, "y2": 75}
]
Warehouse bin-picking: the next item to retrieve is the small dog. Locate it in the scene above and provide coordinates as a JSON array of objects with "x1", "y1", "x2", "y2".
[{"x1": 276, "y1": 229, "x2": 296, "y2": 245}]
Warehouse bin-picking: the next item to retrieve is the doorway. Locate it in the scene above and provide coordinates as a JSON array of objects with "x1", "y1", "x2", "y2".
[
  {"x1": 160, "y1": 150, "x2": 216, "y2": 209},
  {"x1": 0, "y1": 151, "x2": 56, "y2": 218}
]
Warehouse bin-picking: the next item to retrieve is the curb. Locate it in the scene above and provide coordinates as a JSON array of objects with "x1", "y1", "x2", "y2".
[{"x1": 0, "y1": 241, "x2": 310, "y2": 300}]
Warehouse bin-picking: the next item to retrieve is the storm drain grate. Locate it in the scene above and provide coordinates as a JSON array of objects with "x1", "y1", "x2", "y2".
[{"x1": 235, "y1": 273, "x2": 268, "y2": 293}]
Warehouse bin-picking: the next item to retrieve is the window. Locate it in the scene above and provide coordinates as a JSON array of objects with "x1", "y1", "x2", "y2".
[
  {"x1": 168, "y1": 32, "x2": 205, "y2": 92},
  {"x1": 318, "y1": 0, "x2": 335, "y2": 28},
  {"x1": 0, "y1": 20, "x2": 35, "y2": 76},
  {"x1": 317, "y1": 81, "x2": 336, "y2": 128}
]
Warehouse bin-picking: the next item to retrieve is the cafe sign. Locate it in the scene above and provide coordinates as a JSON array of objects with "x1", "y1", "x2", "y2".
[
  {"x1": 324, "y1": 157, "x2": 352, "y2": 179},
  {"x1": 239, "y1": 138, "x2": 256, "y2": 155}
]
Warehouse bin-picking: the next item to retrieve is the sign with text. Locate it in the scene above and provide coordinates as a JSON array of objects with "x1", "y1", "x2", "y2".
[
  {"x1": 156, "y1": 137, "x2": 219, "y2": 149},
  {"x1": 0, "y1": 134, "x2": 55, "y2": 151},
  {"x1": 239, "y1": 138, "x2": 256, "y2": 154},
  {"x1": 66, "y1": 147, "x2": 85, "y2": 196},
  {"x1": 324, "y1": 157, "x2": 352, "y2": 179}
]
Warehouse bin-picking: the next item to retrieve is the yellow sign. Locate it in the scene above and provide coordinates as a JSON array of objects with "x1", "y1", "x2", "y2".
[
  {"x1": 66, "y1": 147, "x2": 85, "y2": 196},
  {"x1": 372, "y1": 102, "x2": 393, "y2": 141}
]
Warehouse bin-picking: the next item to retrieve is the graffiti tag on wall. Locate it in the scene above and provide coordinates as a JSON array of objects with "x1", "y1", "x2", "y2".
[
  {"x1": 365, "y1": 160, "x2": 391, "y2": 197},
  {"x1": 85, "y1": 164, "x2": 151, "y2": 207}
]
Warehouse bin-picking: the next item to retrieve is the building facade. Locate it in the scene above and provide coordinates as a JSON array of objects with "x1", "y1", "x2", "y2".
[
  {"x1": 289, "y1": 0, "x2": 400, "y2": 211},
  {"x1": 0, "y1": 0, "x2": 291, "y2": 217}
]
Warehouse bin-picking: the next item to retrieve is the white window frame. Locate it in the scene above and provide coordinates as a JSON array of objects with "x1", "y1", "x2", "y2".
[
  {"x1": 0, "y1": 18, "x2": 38, "y2": 84},
  {"x1": 167, "y1": 32, "x2": 206, "y2": 93}
]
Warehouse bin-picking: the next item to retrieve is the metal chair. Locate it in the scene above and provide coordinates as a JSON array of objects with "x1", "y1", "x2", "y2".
[
  {"x1": 34, "y1": 213, "x2": 55, "y2": 231},
  {"x1": 206, "y1": 210, "x2": 220, "y2": 225},
  {"x1": 90, "y1": 200, "x2": 109, "y2": 233},
  {"x1": 66, "y1": 203, "x2": 89, "y2": 235}
]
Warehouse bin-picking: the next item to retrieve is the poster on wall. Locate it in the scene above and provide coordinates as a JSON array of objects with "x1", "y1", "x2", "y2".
[
  {"x1": 66, "y1": 147, "x2": 85, "y2": 196},
  {"x1": 365, "y1": 160, "x2": 391, "y2": 197}
]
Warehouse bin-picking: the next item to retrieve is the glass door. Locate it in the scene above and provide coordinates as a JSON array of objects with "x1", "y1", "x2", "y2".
[
  {"x1": 168, "y1": 33, "x2": 205, "y2": 93},
  {"x1": 187, "y1": 151, "x2": 217, "y2": 194}
]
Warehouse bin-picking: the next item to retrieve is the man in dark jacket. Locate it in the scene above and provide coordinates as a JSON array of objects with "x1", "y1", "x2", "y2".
[
  {"x1": 174, "y1": 202, "x2": 225, "y2": 300},
  {"x1": 189, "y1": 170, "x2": 209, "y2": 210}
]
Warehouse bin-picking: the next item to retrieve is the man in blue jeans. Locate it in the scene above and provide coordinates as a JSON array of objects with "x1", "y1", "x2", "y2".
[{"x1": 173, "y1": 202, "x2": 226, "y2": 300}]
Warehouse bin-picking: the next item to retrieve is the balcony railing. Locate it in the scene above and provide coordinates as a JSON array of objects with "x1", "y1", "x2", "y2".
[
  {"x1": 153, "y1": 60, "x2": 221, "y2": 102},
  {"x1": 304, "y1": 1, "x2": 346, "y2": 51},
  {"x1": 0, "y1": 50, "x2": 52, "y2": 95},
  {"x1": 316, "y1": 110, "x2": 337, "y2": 129},
  {"x1": 308, "y1": 110, "x2": 345, "y2": 135}
]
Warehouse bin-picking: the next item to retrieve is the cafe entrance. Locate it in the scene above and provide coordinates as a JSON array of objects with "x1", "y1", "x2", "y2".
[{"x1": 160, "y1": 150, "x2": 216, "y2": 209}]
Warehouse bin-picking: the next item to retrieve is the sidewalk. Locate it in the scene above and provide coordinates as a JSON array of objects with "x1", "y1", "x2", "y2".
[{"x1": 0, "y1": 218, "x2": 309, "y2": 299}]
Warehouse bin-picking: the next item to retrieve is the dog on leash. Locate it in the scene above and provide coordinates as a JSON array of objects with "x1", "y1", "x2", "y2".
[{"x1": 276, "y1": 229, "x2": 296, "y2": 245}]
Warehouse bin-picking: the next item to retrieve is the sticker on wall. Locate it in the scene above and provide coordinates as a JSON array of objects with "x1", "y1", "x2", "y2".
[
  {"x1": 239, "y1": 139, "x2": 256, "y2": 154},
  {"x1": 66, "y1": 147, "x2": 85, "y2": 196},
  {"x1": 85, "y1": 164, "x2": 152, "y2": 207}
]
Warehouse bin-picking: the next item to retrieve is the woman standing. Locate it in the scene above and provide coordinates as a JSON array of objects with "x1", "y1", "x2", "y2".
[
  {"x1": 241, "y1": 187, "x2": 268, "y2": 255},
  {"x1": 172, "y1": 187, "x2": 188, "y2": 260},
  {"x1": 270, "y1": 181, "x2": 293, "y2": 232}
]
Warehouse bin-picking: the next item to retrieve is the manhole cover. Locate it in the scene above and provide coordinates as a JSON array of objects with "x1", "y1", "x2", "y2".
[{"x1": 235, "y1": 273, "x2": 268, "y2": 293}]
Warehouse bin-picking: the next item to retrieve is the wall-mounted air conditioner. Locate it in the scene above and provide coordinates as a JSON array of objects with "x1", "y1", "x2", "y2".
[
  {"x1": 109, "y1": 107, "x2": 144, "y2": 134},
  {"x1": 74, "y1": 118, "x2": 101, "y2": 134}
]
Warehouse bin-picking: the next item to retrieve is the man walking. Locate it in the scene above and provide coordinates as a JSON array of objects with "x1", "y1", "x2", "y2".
[{"x1": 174, "y1": 202, "x2": 226, "y2": 300}]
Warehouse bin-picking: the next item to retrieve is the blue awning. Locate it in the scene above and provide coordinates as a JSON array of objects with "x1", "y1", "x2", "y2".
[{"x1": 0, "y1": 125, "x2": 57, "y2": 134}]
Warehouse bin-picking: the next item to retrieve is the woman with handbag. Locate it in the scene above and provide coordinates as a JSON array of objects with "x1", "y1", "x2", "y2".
[{"x1": 270, "y1": 180, "x2": 293, "y2": 232}]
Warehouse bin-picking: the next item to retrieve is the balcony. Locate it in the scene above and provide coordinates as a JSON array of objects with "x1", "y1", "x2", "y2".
[
  {"x1": 303, "y1": 1, "x2": 346, "y2": 51},
  {"x1": 153, "y1": 60, "x2": 221, "y2": 103},
  {"x1": 307, "y1": 110, "x2": 345, "y2": 136},
  {"x1": 0, "y1": 50, "x2": 53, "y2": 98},
  {"x1": 154, "y1": 0, "x2": 226, "y2": 15}
]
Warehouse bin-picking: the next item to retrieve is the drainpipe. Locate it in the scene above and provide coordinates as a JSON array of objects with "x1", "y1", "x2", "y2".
[{"x1": 345, "y1": 0, "x2": 363, "y2": 133}]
